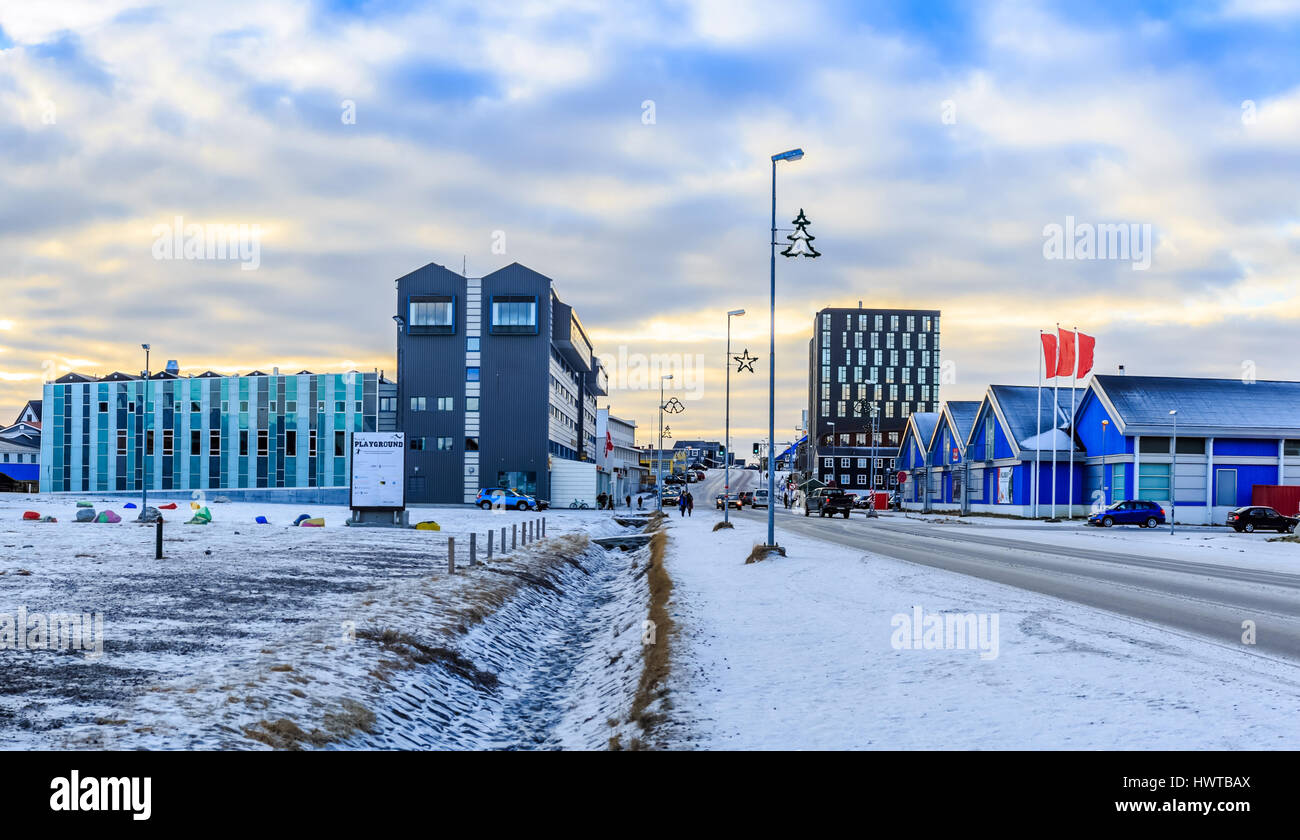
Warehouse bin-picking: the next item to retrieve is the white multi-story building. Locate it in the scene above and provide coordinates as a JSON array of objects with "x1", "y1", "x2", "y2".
[{"x1": 596, "y1": 409, "x2": 644, "y2": 505}]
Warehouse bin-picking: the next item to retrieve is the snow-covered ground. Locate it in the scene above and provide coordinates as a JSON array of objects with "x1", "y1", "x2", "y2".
[
  {"x1": 659, "y1": 510, "x2": 1300, "y2": 749},
  {"x1": 0, "y1": 494, "x2": 652, "y2": 749},
  {"x1": 883, "y1": 510, "x2": 1300, "y2": 575}
]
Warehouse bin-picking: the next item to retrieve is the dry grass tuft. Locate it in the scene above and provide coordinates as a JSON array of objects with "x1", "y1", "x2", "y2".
[
  {"x1": 357, "y1": 627, "x2": 499, "y2": 691},
  {"x1": 744, "y1": 543, "x2": 787, "y2": 564},
  {"x1": 625, "y1": 525, "x2": 672, "y2": 745},
  {"x1": 712, "y1": 520, "x2": 735, "y2": 531}
]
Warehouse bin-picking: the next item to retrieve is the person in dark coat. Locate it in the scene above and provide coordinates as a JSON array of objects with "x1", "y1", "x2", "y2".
[
  {"x1": 678, "y1": 493, "x2": 687, "y2": 517},
  {"x1": 686, "y1": 491, "x2": 694, "y2": 517},
  {"x1": 625, "y1": 494, "x2": 632, "y2": 509}
]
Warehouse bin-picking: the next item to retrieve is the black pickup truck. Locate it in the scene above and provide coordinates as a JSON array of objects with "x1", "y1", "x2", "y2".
[{"x1": 804, "y1": 488, "x2": 854, "y2": 518}]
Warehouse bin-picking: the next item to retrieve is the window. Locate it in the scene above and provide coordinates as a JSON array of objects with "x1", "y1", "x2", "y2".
[
  {"x1": 334, "y1": 431, "x2": 345, "y2": 457},
  {"x1": 466, "y1": 397, "x2": 479, "y2": 412},
  {"x1": 1175, "y1": 437, "x2": 1205, "y2": 454},
  {"x1": 240, "y1": 401, "x2": 249, "y2": 413},
  {"x1": 410, "y1": 397, "x2": 427, "y2": 411},
  {"x1": 490, "y1": 295, "x2": 538, "y2": 333},
  {"x1": 1138, "y1": 463, "x2": 1170, "y2": 500},
  {"x1": 309, "y1": 430, "x2": 317, "y2": 457},
  {"x1": 840, "y1": 457, "x2": 850, "y2": 468},
  {"x1": 467, "y1": 337, "x2": 480, "y2": 352},
  {"x1": 163, "y1": 430, "x2": 174, "y2": 456},
  {"x1": 239, "y1": 431, "x2": 249, "y2": 457},
  {"x1": 286, "y1": 401, "x2": 297, "y2": 413},
  {"x1": 269, "y1": 401, "x2": 277, "y2": 413},
  {"x1": 1138, "y1": 436, "x2": 1169, "y2": 454},
  {"x1": 210, "y1": 430, "x2": 221, "y2": 456},
  {"x1": 98, "y1": 401, "x2": 109, "y2": 413},
  {"x1": 116, "y1": 429, "x2": 127, "y2": 456},
  {"x1": 823, "y1": 457, "x2": 833, "y2": 468},
  {"x1": 335, "y1": 401, "x2": 346, "y2": 413},
  {"x1": 857, "y1": 474, "x2": 868, "y2": 485},
  {"x1": 436, "y1": 436, "x2": 454, "y2": 451},
  {"x1": 467, "y1": 368, "x2": 480, "y2": 382},
  {"x1": 257, "y1": 430, "x2": 268, "y2": 457},
  {"x1": 409, "y1": 295, "x2": 455, "y2": 334},
  {"x1": 286, "y1": 430, "x2": 297, "y2": 457},
  {"x1": 436, "y1": 397, "x2": 453, "y2": 411},
  {"x1": 409, "y1": 437, "x2": 426, "y2": 451},
  {"x1": 1286, "y1": 440, "x2": 1300, "y2": 457},
  {"x1": 465, "y1": 437, "x2": 479, "y2": 451},
  {"x1": 190, "y1": 430, "x2": 200, "y2": 452},
  {"x1": 379, "y1": 397, "x2": 396, "y2": 413}
]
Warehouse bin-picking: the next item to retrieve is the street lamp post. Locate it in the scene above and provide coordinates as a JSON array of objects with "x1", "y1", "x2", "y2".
[
  {"x1": 657, "y1": 375, "x2": 673, "y2": 511},
  {"x1": 141, "y1": 343, "x2": 151, "y2": 517},
  {"x1": 1101, "y1": 419, "x2": 1109, "y2": 507},
  {"x1": 725, "y1": 309, "x2": 745, "y2": 524},
  {"x1": 1169, "y1": 409, "x2": 1178, "y2": 534},
  {"x1": 767, "y1": 146, "x2": 804, "y2": 548},
  {"x1": 852, "y1": 384, "x2": 879, "y2": 517}
]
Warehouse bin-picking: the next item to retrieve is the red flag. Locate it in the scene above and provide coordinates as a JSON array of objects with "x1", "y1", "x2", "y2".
[
  {"x1": 604, "y1": 430, "x2": 614, "y2": 456},
  {"x1": 1076, "y1": 331, "x2": 1095, "y2": 378},
  {"x1": 1040, "y1": 332, "x2": 1058, "y2": 378},
  {"x1": 1057, "y1": 328, "x2": 1076, "y2": 379}
]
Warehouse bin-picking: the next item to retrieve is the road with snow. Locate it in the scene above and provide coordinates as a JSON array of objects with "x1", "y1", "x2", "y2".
[{"x1": 731, "y1": 503, "x2": 1300, "y2": 661}]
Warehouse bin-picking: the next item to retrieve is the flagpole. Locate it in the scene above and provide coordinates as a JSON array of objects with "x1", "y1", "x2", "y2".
[
  {"x1": 1051, "y1": 323, "x2": 1059, "y2": 520},
  {"x1": 1035, "y1": 330, "x2": 1043, "y2": 519},
  {"x1": 1068, "y1": 324, "x2": 1078, "y2": 520}
]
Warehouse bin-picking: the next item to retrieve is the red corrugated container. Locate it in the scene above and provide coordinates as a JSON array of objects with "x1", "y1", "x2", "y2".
[
  {"x1": 872, "y1": 491, "x2": 888, "y2": 510},
  {"x1": 1251, "y1": 485, "x2": 1300, "y2": 516}
]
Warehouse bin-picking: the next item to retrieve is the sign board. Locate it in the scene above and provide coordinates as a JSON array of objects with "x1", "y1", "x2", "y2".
[
  {"x1": 997, "y1": 467, "x2": 1013, "y2": 504},
  {"x1": 350, "y1": 432, "x2": 405, "y2": 510},
  {"x1": 897, "y1": 470, "x2": 908, "y2": 484}
]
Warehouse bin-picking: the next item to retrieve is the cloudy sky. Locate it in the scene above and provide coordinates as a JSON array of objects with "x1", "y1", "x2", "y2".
[{"x1": 2, "y1": 0, "x2": 1299, "y2": 453}]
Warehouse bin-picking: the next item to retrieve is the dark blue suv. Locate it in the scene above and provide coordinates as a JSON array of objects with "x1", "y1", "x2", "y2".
[{"x1": 1087, "y1": 500, "x2": 1166, "y2": 528}]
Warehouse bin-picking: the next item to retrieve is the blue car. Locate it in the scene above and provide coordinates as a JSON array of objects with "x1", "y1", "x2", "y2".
[
  {"x1": 476, "y1": 487, "x2": 540, "y2": 511},
  {"x1": 1087, "y1": 500, "x2": 1166, "y2": 528}
]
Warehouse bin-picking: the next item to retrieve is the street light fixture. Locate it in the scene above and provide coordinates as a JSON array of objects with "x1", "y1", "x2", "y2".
[
  {"x1": 725, "y1": 308, "x2": 745, "y2": 525},
  {"x1": 766, "y1": 147, "x2": 805, "y2": 549},
  {"x1": 1169, "y1": 409, "x2": 1178, "y2": 535},
  {"x1": 1101, "y1": 419, "x2": 1110, "y2": 507}
]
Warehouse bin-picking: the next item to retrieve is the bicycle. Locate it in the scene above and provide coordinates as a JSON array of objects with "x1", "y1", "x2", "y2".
[{"x1": 568, "y1": 499, "x2": 591, "y2": 509}]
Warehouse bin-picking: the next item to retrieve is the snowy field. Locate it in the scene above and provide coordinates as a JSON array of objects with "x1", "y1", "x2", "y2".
[
  {"x1": 659, "y1": 510, "x2": 1300, "y2": 749},
  {"x1": 0, "y1": 494, "x2": 652, "y2": 749}
]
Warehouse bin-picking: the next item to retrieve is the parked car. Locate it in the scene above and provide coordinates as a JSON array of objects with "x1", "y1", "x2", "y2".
[
  {"x1": 1086, "y1": 500, "x2": 1166, "y2": 528},
  {"x1": 475, "y1": 487, "x2": 540, "y2": 511},
  {"x1": 715, "y1": 493, "x2": 743, "y2": 510},
  {"x1": 738, "y1": 491, "x2": 756, "y2": 507},
  {"x1": 753, "y1": 489, "x2": 770, "y2": 508},
  {"x1": 695, "y1": 471, "x2": 706, "y2": 481},
  {"x1": 1227, "y1": 506, "x2": 1299, "y2": 533},
  {"x1": 804, "y1": 487, "x2": 853, "y2": 518},
  {"x1": 888, "y1": 489, "x2": 903, "y2": 511}
]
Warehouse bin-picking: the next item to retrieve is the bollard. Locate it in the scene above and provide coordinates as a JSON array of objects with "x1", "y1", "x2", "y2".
[
  {"x1": 155, "y1": 518, "x2": 163, "y2": 560},
  {"x1": 542, "y1": 516, "x2": 546, "y2": 537},
  {"x1": 512, "y1": 523, "x2": 517, "y2": 549},
  {"x1": 501, "y1": 526, "x2": 507, "y2": 554},
  {"x1": 470, "y1": 532, "x2": 477, "y2": 566},
  {"x1": 448, "y1": 537, "x2": 456, "y2": 575},
  {"x1": 487, "y1": 529, "x2": 494, "y2": 559}
]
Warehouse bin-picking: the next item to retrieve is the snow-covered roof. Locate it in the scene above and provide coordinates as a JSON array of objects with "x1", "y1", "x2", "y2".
[
  {"x1": 988, "y1": 384, "x2": 1084, "y2": 449},
  {"x1": 1017, "y1": 428, "x2": 1082, "y2": 454},
  {"x1": 1092, "y1": 375, "x2": 1300, "y2": 437}
]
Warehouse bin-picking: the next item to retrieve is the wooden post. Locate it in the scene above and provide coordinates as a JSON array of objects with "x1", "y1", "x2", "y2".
[
  {"x1": 542, "y1": 516, "x2": 546, "y2": 537},
  {"x1": 512, "y1": 523, "x2": 517, "y2": 549},
  {"x1": 487, "y1": 529, "x2": 494, "y2": 559},
  {"x1": 469, "y1": 532, "x2": 477, "y2": 565},
  {"x1": 501, "y1": 526, "x2": 507, "y2": 554},
  {"x1": 448, "y1": 537, "x2": 456, "y2": 574},
  {"x1": 155, "y1": 518, "x2": 163, "y2": 560}
]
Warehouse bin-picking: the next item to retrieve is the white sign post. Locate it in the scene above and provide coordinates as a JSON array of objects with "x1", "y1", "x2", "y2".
[{"x1": 350, "y1": 432, "x2": 406, "y2": 523}]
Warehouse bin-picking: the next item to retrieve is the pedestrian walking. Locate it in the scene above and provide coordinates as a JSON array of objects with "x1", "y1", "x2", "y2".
[
  {"x1": 678, "y1": 493, "x2": 687, "y2": 517},
  {"x1": 686, "y1": 491, "x2": 694, "y2": 517},
  {"x1": 637, "y1": 495, "x2": 644, "y2": 510},
  {"x1": 625, "y1": 494, "x2": 631, "y2": 509}
]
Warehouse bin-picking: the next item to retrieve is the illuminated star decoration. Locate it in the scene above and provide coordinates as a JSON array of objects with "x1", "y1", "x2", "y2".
[
  {"x1": 663, "y1": 397, "x2": 686, "y2": 414},
  {"x1": 734, "y1": 349, "x2": 758, "y2": 373}
]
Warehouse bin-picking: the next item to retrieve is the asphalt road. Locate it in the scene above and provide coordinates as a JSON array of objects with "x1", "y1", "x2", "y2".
[{"x1": 722, "y1": 493, "x2": 1300, "y2": 662}]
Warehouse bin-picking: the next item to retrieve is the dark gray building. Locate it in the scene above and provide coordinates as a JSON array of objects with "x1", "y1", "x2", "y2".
[
  {"x1": 807, "y1": 305, "x2": 940, "y2": 490},
  {"x1": 395, "y1": 261, "x2": 607, "y2": 504}
]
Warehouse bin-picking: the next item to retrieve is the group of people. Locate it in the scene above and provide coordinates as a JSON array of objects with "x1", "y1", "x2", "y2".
[
  {"x1": 595, "y1": 492, "x2": 635, "y2": 511},
  {"x1": 677, "y1": 490, "x2": 695, "y2": 517}
]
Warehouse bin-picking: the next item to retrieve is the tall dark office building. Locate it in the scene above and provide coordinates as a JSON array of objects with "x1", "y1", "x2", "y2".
[
  {"x1": 395, "y1": 261, "x2": 607, "y2": 504},
  {"x1": 806, "y1": 306, "x2": 941, "y2": 491}
]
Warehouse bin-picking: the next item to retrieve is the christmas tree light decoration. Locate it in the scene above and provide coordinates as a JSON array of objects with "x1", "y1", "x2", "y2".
[
  {"x1": 734, "y1": 348, "x2": 758, "y2": 373},
  {"x1": 781, "y1": 208, "x2": 820, "y2": 258}
]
